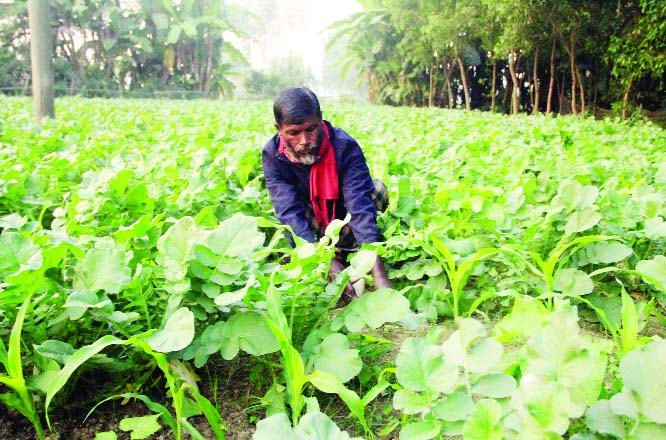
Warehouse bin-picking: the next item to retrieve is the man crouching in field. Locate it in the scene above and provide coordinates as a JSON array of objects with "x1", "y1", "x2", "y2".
[{"x1": 262, "y1": 86, "x2": 391, "y2": 304}]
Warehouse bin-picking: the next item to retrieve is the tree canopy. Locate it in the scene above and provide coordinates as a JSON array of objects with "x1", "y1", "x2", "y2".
[
  {"x1": 327, "y1": 0, "x2": 666, "y2": 115},
  {"x1": 2, "y1": 0, "x2": 664, "y2": 115}
]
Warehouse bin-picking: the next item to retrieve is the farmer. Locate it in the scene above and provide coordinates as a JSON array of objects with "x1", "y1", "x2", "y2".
[{"x1": 262, "y1": 87, "x2": 391, "y2": 302}]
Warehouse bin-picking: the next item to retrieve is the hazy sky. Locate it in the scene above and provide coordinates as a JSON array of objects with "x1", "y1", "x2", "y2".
[{"x1": 228, "y1": 0, "x2": 361, "y2": 81}]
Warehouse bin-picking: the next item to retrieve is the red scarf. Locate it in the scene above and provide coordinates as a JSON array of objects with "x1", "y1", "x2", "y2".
[{"x1": 279, "y1": 122, "x2": 338, "y2": 228}]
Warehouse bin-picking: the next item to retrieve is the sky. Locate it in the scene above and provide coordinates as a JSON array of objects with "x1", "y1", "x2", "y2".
[{"x1": 228, "y1": 0, "x2": 362, "y2": 82}]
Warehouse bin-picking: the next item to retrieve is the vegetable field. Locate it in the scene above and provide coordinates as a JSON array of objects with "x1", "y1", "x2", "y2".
[{"x1": 1, "y1": 97, "x2": 666, "y2": 440}]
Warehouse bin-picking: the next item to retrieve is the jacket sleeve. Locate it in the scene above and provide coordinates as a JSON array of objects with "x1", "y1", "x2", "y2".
[
  {"x1": 262, "y1": 145, "x2": 316, "y2": 243},
  {"x1": 339, "y1": 140, "x2": 385, "y2": 244}
]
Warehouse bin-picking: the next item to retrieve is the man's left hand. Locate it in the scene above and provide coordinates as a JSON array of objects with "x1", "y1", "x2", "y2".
[{"x1": 371, "y1": 256, "x2": 392, "y2": 290}]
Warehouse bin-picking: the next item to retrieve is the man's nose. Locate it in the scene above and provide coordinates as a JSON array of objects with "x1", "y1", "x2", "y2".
[{"x1": 296, "y1": 132, "x2": 310, "y2": 146}]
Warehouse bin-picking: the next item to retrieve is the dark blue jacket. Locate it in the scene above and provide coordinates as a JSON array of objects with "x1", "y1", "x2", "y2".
[{"x1": 262, "y1": 120, "x2": 384, "y2": 245}]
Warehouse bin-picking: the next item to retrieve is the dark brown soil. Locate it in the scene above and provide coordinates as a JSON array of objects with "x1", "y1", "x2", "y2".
[{"x1": 0, "y1": 360, "x2": 258, "y2": 440}]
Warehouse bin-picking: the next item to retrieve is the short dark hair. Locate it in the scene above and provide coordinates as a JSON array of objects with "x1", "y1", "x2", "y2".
[{"x1": 273, "y1": 87, "x2": 322, "y2": 125}]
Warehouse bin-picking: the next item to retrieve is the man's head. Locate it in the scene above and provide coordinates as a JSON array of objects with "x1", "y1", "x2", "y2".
[{"x1": 274, "y1": 87, "x2": 324, "y2": 166}]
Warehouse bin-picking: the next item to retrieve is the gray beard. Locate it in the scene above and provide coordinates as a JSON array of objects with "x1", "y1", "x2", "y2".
[
  {"x1": 298, "y1": 153, "x2": 320, "y2": 166},
  {"x1": 285, "y1": 144, "x2": 320, "y2": 165}
]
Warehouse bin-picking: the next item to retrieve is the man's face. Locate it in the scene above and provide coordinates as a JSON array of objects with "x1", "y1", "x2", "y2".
[{"x1": 276, "y1": 115, "x2": 323, "y2": 166}]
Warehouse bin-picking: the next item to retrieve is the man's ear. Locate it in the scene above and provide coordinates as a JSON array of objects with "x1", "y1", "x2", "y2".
[{"x1": 274, "y1": 122, "x2": 281, "y2": 133}]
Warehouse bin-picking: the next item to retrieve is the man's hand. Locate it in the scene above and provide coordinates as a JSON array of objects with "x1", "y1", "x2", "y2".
[
  {"x1": 329, "y1": 257, "x2": 357, "y2": 306},
  {"x1": 371, "y1": 256, "x2": 392, "y2": 290}
]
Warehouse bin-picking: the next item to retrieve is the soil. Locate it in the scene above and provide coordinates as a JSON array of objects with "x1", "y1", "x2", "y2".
[{"x1": 0, "y1": 359, "x2": 259, "y2": 440}]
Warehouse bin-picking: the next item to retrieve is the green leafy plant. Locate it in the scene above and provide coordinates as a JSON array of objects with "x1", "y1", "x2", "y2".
[
  {"x1": 422, "y1": 234, "x2": 500, "y2": 318},
  {"x1": 42, "y1": 307, "x2": 226, "y2": 440},
  {"x1": 0, "y1": 294, "x2": 46, "y2": 439},
  {"x1": 585, "y1": 339, "x2": 666, "y2": 439}
]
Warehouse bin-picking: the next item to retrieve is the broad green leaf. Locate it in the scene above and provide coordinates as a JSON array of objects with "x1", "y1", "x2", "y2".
[
  {"x1": 609, "y1": 388, "x2": 639, "y2": 420},
  {"x1": 432, "y1": 392, "x2": 474, "y2": 422},
  {"x1": 253, "y1": 413, "x2": 299, "y2": 439},
  {"x1": 262, "y1": 383, "x2": 287, "y2": 418},
  {"x1": 0, "y1": 232, "x2": 42, "y2": 279},
  {"x1": 118, "y1": 414, "x2": 162, "y2": 439},
  {"x1": 157, "y1": 216, "x2": 196, "y2": 263},
  {"x1": 64, "y1": 290, "x2": 112, "y2": 320},
  {"x1": 362, "y1": 288, "x2": 411, "y2": 328},
  {"x1": 581, "y1": 241, "x2": 633, "y2": 265},
  {"x1": 585, "y1": 400, "x2": 626, "y2": 438},
  {"x1": 296, "y1": 411, "x2": 361, "y2": 440},
  {"x1": 399, "y1": 417, "x2": 440, "y2": 440},
  {"x1": 441, "y1": 318, "x2": 502, "y2": 373},
  {"x1": 564, "y1": 209, "x2": 601, "y2": 236},
  {"x1": 33, "y1": 340, "x2": 75, "y2": 365},
  {"x1": 462, "y1": 399, "x2": 504, "y2": 440},
  {"x1": 512, "y1": 378, "x2": 571, "y2": 435},
  {"x1": 332, "y1": 289, "x2": 410, "y2": 332},
  {"x1": 632, "y1": 423, "x2": 666, "y2": 440},
  {"x1": 146, "y1": 307, "x2": 195, "y2": 353},
  {"x1": 635, "y1": 256, "x2": 666, "y2": 293},
  {"x1": 525, "y1": 304, "x2": 609, "y2": 414},
  {"x1": 0, "y1": 214, "x2": 26, "y2": 229},
  {"x1": 471, "y1": 373, "x2": 517, "y2": 398},
  {"x1": 308, "y1": 333, "x2": 361, "y2": 383},
  {"x1": 644, "y1": 217, "x2": 666, "y2": 239},
  {"x1": 461, "y1": 338, "x2": 503, "y2": 374},
  {"x1": 74, "y1": 246, "x2": 131, "y2": 294},
  {"x1": 617, "y1": 339, "x2": 666, "y2": 424},
  {"x1": 193, "y1": 244, "x2": 220, "y2": 267},
  {"x1": 228, "y1": 312, "x2": 279, "y2": 357},
  {"x1": 555, "y1": 181, "x2": 598, "y2": 211},
  {"x1": 206, "y1": 213, "x2": 265, "y2": 258},
  {"x1": 214, "y1": 274, "x2": 255, "y2": 306},
  {"x1": 253, "y1": 411, "x2": 360, "y2": 440},
  {"x1": 396, "y1": 337, "x2": 458, "y2": 394},
  {"x1": 94, "y1": 432, "x2": 118, "y2": 440},
  {"x1": 494, "y1": 297, "x2": 550, "y2": 342},
  {"x1": 393, "y1": 389, "x2": 430, "y2": 415},
  {"x1": 553, "y1": 268, "x2": 593, "y2": 296},
  {"x1": 347, "y1": 249, "x2": 377, "y2": 279}
]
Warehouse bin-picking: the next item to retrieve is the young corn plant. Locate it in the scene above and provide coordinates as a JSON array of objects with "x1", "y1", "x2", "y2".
[
  {"x1": 422, "y1": 233, "x2": 500, "y2": 318},
  {"x1": 43, "y1": 307, "x2": 226, "y2": 440},
  {"x1": 499, "y1": 234, "x2": 618, "y2": 306},
  {"x1": 0, "y1": 293, "x2": 46, "y2": 440}
]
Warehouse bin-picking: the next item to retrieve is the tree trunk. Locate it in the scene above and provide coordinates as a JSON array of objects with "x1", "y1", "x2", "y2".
[
  {"x1": 444, "y1": 63, "x2": 453, "y2": 109},
  {"x1": 491, "y1": 60, "x2": 497, "y2": 112},
  {"x1": 456, "y1": 56, "x2": 471, "y2": 111},
  {"x1": 28, "y1": 0, "x2": 55, "y2": 121},
  {"x1": 508, "y1": 51, "x2": 520, "y2": 114},
  {"x1": 546, "y1": 38, "x2": 556, "y2": 114},
  {"x1": 569, "y1": 31, "x2": 578, "y2": 115},
  {"x1": 503, "y1": 72, "x2": 510, "y2": 113},
  {"x1": 559, "y1": 70, "x2": 565, "y2": 113},
  {"x1": 622, "y1": 77, "x2": 632, "y2": 119},
  {"x1": 429, "y1": 63, "x2": 435, "y2": 107},
  {"x1": 203, "y1": 31, "x2": 215, "y2": 94},
  {"x1": 532, "y1": 45, "x2": 540, "y2": 114},
  {"x1": 576, "y1": 67, "x2": 585, "y2": 115}
]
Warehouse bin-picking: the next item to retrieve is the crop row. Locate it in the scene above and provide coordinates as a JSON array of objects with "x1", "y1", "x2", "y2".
[{"x1": 1, "y1": 97, "x2": 665, "y2": 439}]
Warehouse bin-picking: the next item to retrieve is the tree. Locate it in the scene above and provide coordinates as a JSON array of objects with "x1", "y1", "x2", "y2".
[
  {"x1": 326, "y1": 7, "x2": 402, "y2": 104},
  {"x1": 28, "y1": 0, "x2": 54, "y2": 120},
  {"x1": 243, "y1": 54, "x2": 315, "y2": 98},
  {"x1": 609, "y1": 0, "x2": 666, "y2": 118}
]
